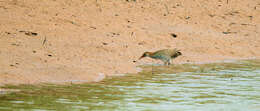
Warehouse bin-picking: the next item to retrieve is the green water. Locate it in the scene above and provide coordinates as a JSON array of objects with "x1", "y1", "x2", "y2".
[{"x1": 1, "y1": 60, "x2": 260, "y2": 111}]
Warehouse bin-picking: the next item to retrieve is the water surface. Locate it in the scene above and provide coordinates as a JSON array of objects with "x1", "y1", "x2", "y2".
[{"x1": 1, "y1": 60, "x2": 260, "y2": 111}]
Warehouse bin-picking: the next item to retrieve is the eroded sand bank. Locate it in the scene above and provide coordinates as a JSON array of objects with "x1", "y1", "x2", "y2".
[{"x1": 0, "y1": 0, "x2": 260, "y2": 86}]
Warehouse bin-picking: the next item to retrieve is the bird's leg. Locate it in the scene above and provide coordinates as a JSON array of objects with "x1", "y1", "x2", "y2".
[
  {"x1": 163, "y1": 59, "x2": 170, "y2": 66},
  {"x1": 162, "y1": 58, "x2": 171, "y2": 66},
  {"x1": 171, "y1": 59, "x2": 175, "y2": 66},
  {"x1": 171, "y1": 59, "x2": 176, "y2": 66},
  {"x1": 162, "y1": 59, "x2": 168, "y2": 66},
  {"x1": 163, "y1": 62, "x2": 168, "y2": 66},
  {"x1": 167, "y1": 59, "x2": 171, "y2": 66}
]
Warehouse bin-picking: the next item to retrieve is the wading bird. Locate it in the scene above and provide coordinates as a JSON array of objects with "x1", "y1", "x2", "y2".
[{"x1": 139, "y1": 49, "x2": 182, "y2": 65}]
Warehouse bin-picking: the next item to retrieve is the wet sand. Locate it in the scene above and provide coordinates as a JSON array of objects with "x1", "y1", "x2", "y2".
[{"x1": 0, "y1": 0, "x2": 260, "y2": 86}]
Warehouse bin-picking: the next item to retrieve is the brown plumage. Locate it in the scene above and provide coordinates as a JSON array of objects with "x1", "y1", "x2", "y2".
[{"x1": 139, "y1": 49, "x2": 182, "y2": 65}]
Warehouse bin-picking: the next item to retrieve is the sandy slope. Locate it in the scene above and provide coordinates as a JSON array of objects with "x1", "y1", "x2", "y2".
[{"x1": 0, "y1": 0, "x2": 260, "y2": 86}]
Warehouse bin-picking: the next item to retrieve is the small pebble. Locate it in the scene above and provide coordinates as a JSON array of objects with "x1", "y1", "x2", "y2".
[
  {"x1": 171, "y1": 33, "x2": 177, "y2": 38},
  {"x1": 25, "y1": 32, "x2": 38, "y2": 36},
  {"x1": 102, "y1": 42, "x2": 108, "y2": 45}
]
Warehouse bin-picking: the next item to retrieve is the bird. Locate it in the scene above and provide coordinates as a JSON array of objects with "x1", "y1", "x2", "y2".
[{"x1": 138, "y1": 49, "x2": 182, "y2": 65}]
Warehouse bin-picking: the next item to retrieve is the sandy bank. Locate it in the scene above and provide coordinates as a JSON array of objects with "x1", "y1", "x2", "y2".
[{"x1": 0, "y1": 0, "x2": 260, "y2": 86}]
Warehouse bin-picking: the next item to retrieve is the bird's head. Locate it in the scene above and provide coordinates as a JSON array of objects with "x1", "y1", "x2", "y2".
[
  {"x1": 172, "y1": 49, "x2": 182, "y2": 58},
  {"x1": 139, "y1": 52, "x2": 151, "y2": 60},
  {"x1": 176, "y1": 51, "x2": 182, "y2": 56}
]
